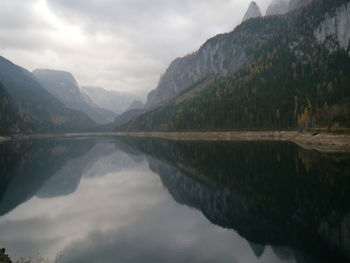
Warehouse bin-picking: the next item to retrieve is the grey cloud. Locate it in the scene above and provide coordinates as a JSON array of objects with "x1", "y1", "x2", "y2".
[
  {"x1": 0, "y1": 0, "x2": 50, "y2": 31},
  {"x1": 0, "y1": 0, "x2": 272, "y2": 94},
  {"x1": 59, "y1": 199, "x2": 243, "y2": 263}
]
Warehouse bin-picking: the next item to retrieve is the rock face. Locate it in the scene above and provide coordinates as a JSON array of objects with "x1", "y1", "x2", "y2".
[
  {"x1": 81, "y1": 86, "x2": 140, "y2": 114},
  {"x1": 266, "y1": 0, "x2": 290, "y2": 16},
  {"x1": 314, "y1": 2, "x2": 350, "y2": 53},
  {"x1": 145, "y1": 19, "x2": 271, "y2": 108},
  {"x1": 288, "y1": 0, "x2": 312, "y2": 12},
  {"x1": 145, "y1": 2, "x2": 265, "y2": 109},
  {"x1": 33, "y1": 69, "x2": 116, "y2": 124},
  {"x1": 242, "y1": 1, "x2": 262, "y2": 22}
]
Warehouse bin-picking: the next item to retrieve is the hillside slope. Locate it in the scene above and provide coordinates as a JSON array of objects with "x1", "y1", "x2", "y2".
[
  {"x1": 0, "y1": 56, "x2": 96, "y2": 134},
  {"x1": 0, "y1": 82, "x2": 29, "y2": 135},
  {"x1": 33, "y1": 69, "x2": 116, "y2": 124},
  {"x1": 117, "y1": 0, "x2": 350, "y2": 132}
]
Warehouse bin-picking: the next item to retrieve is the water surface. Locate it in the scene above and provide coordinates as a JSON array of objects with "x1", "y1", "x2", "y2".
[{"x1": 0, "y1": 136, "x2": 349, "y2": 263}]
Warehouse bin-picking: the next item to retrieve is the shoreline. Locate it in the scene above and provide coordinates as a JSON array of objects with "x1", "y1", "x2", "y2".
[
  {"x1": 1, "y1": 131, "x2": 350, "y2": 152},
  {"x1": 122, "y1": 131, "x2": 350, "y2": 152},
  {"x1": 0, "y1": 136, "x2": 10, "y2": 143}
]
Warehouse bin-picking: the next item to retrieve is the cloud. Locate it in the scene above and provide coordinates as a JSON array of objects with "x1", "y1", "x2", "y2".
[
  {"x1": 0, "y1": 0, "x2": 272, "y2": 95},
  {"x1": 58, "y1": 200, "x2": 243, "y2": 263}
]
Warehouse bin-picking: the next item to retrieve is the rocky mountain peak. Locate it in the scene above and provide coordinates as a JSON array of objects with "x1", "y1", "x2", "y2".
[
  {"x1": 242, "y1": 1, "x2": 262, "y2": 22},
  {"x1": 266, "y1": 0, "x2": 290, "y2": 16}
]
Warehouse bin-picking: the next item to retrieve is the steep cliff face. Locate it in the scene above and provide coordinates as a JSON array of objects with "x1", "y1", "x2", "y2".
[
  {"x1": 242, "y1": 1, "x2": 262, "y2": 22},
  {"x1": 145, "y1": 0, "x2": 319, "y2": 109},
  {"x1": 314, "y1": 2, "x2": 350, "y2": 53},
  {"x1": 266, "y1": 0, "x2": 290, "y2": 16},
  {"x1": 117, "y1": 0, "x2": 350, "y2": 132},
  {"x1": 146, "y1": 19, "x2": 273, "y2": 108}
]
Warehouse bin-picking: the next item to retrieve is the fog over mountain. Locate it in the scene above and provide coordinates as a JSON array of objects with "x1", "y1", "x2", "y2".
[
  {"x1": 81, "y1": 86, "x2": 143, "y2": 115},
  {"x1": 33, "y1": 69, "x2": 116, "y2": 124}
]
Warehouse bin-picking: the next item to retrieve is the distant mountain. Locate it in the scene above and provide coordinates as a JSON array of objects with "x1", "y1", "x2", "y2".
[
  {"x1": 242, "y1": 1, "x2": 262, "y2": 22},
  {"x1": 127, "y1": 100, "x2": 144, "y2": 111},
  {"x1": 0, "y1": 56, "x2": 96, "y2": 134},
  {"x1": 81, "y1": 86, "x2": 142, "y2": 114},
  {"x1": 266, "y1": 0, "x2": 290, "y2": 16},
  {"x1": 32, "y1": 69, "x2": 116, "y2": 124},
  {"x1": 117, "y1": 0, "x2": 350, "y2": 132}
]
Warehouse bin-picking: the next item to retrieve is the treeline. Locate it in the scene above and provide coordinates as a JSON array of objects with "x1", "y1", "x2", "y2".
[{"x1": 0, "y1": 82, "x2": 30, "y2": 135}]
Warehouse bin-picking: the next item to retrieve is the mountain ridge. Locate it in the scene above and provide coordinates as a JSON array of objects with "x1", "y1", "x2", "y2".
[
  {"x1": 117, "y1": 0, "x2": 350, "y2": 132},
  {"x1": 0, "y1": 56, "x2": 96, "y2": 134},
  {"x1": 32, "y1": 69, "x2": 116, "y2": 124},
  {"x1": 81, "y1": 86, "x2": 142, "y2": 115}
]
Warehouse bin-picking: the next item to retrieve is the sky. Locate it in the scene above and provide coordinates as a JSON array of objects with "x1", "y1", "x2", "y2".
[{"x1": 0, "y1": 0, "x2": 272, "y2": 95}]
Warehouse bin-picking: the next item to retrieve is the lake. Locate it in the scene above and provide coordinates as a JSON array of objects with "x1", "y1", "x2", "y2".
[{"x1": 0, "y1": 136, "x2": 349, "y2": 263}]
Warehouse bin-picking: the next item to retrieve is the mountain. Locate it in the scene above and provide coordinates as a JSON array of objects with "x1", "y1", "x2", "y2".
[
  {"x1": 289, "y1": 0, "x2": 312, "y2": 12},
  {"x1": 113, "y1": 109, "x2": 145, "y2": 128},
  {"x1": 127, "y1": 100, "x2": 144, "y2": 111},
  {"x1": 145, "y1": 12, "x2": 268, "y2": 109},
  {"x1": 242, "y1": 1, "x2": 262, "y2": 22},
  {"x1": 0, "y1": 56, "x2": 96, "y2": 134},
  {"x1": 32, "y1": 69, "x2": 116, "y2": 124},
  {"x1": 0, "y1": 82, "x2": 29, "y2": 135},
  {"x1": 266, "y1": 0, "x2": 290, "y2": 16},
  {"x1": 81, "y1": 86, "x2": 141, "y2": 114},
  {"x1": 117, "y1": 0, "x2": 350, "y2": 132}
]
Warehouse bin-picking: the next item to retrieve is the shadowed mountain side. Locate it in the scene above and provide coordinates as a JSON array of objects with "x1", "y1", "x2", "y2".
[
  {"x1": 0, "y1": 56, "x2": 96, "y2": 133},
  {"x1": 33, "y1": 70, "x2": 116, "y2": 124},
  {"x1": 122, "y1": 137, "x2": 350, "y2": 263},
  {"x1": 0, "y1": 82, "x2": 30, "y2": 135},
  {"x1": 118, "y1": 0, "x2": 350, "y2": 132}
]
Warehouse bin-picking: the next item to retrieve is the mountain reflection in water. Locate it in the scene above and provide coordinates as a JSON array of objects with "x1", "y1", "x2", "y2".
[{"x1": 0, "y1": 136, "x2": 349, "y2": 263}]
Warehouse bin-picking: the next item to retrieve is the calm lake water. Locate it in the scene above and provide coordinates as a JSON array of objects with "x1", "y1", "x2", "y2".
[{"x1": 0, "y1": 136, "x2": 350, "y2": 263}]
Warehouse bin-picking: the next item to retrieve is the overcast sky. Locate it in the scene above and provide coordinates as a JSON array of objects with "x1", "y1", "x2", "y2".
[{"x1": 0, "y1": 0, "x2": 272, "y2": 95}]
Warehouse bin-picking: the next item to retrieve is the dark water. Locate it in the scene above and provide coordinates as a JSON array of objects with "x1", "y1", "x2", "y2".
[{"x1": 0, "y1": 136, "x2": 350, "y2": 263}]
